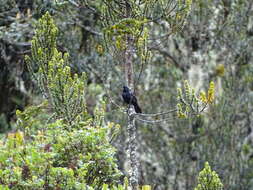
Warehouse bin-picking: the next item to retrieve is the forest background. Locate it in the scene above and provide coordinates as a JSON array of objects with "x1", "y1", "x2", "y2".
[{"x1": 0, "y1": 0, "x2": 253, "y2": 189}]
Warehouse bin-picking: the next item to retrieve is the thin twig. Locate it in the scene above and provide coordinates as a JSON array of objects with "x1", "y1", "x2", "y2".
[
  {"x1": 135, "y1": 116, "x2": 174, "y2": 124},
  {"x1": 135, "y1": 108, "x2": 177, "y2": 117}
]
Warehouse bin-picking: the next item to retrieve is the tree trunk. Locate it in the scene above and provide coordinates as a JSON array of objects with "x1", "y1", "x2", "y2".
[
  {"x1": 124, "y1": 27, "x2": 139, "y2": 190},
  {"x1": 124, "y1": 1, "x2": 139, "y2": 189}
]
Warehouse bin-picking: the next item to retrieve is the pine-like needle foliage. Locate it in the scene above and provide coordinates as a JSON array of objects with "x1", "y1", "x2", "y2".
[{"x1": 26, "y1": 12, "x2": 86, "y2": 126}]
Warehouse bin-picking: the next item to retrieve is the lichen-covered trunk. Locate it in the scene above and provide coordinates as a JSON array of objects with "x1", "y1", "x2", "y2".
[
  {"x1": 125, "y1": 35, "x2": 139, "y2": 190},
  {"x1": 124, "y1": 1, "x2": 139, "y2": 189},
  {"x1": 127, "y1": 112, "x2": 138, "y2": 189}
]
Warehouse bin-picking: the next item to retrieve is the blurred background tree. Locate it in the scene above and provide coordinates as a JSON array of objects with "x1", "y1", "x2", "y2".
[{"x1": 0, "y1": 0, "x2": 253, "y2": 189}]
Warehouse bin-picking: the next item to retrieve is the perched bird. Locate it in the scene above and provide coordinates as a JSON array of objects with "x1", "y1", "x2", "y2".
[{"x1": 122, "y1": 86, "x2": 142, "y2": 113}]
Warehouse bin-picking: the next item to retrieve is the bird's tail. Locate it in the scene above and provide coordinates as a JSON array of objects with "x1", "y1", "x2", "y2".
[{"x1": 134, "y1": 103, "x2": 142, "y2": 113}]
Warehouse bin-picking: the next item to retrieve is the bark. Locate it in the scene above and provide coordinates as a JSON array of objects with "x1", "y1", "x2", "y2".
[
  {"x1": 124, "y1": 1, "x2": 139, "y2": 189},
  {"x1": 125, "y1": 35, "x2": 139, "y2": 189},
  {"x1": 127, "y1": 111, "x2": 138, "y2": 189}
]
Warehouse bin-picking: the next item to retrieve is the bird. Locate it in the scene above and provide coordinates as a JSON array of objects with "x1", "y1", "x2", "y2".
[{"x1": 122, "y1": 86, "x2": 142, "y2": 113}]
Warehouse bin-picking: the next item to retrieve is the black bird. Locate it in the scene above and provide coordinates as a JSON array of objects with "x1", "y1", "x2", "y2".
[{"x1": 122, "y1": 86, "x2": 142, "y2": 113}]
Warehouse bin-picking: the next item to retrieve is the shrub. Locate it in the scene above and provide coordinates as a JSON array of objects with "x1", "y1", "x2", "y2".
[
  {"x1": 0, "y1": 12, "x2": 122, "y2": 190},
  {"x1": 194, "y1": 162, "x2": 223, "y2": 190}
]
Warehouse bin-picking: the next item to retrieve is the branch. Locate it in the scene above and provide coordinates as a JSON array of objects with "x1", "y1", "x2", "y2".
[
  {"x1": 135, "y1": 109, "x2": 177, "y2": 117},
  {"x1": 135, "y1": 117, "x2": 174, "y2": 124}
]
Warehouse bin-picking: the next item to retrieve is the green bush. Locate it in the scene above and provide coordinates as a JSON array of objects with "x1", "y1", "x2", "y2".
[
  {"x1": 0, "y1": 102, "x2": 122, "y2": 189},
  {"x1": 194, "y1": 162, "x2": 223, "y2": 190},
  {"x1": 0, "y1": 12, "x2": 123, "y2": 190}
]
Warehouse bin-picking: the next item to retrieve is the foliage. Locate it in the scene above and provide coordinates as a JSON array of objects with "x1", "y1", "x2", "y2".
[
  {"x1": 0, "y1": 106, "x2": 122, "y2": 189},
  {"x1": 177, "y1": 80, "x2": 214, "y2": 118},
  {"x1": 0, "y1": 12, "x2": 122, "y2": 189},
  {"x1": 25, "y1": 12, "x2": 87, "y2": 126},
  {"x1": 98, "y1": 0, "x2": 194, "y2": 75},
  {"x1": 194, "y1": 162, "x2": 223, "y2": 190}
]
